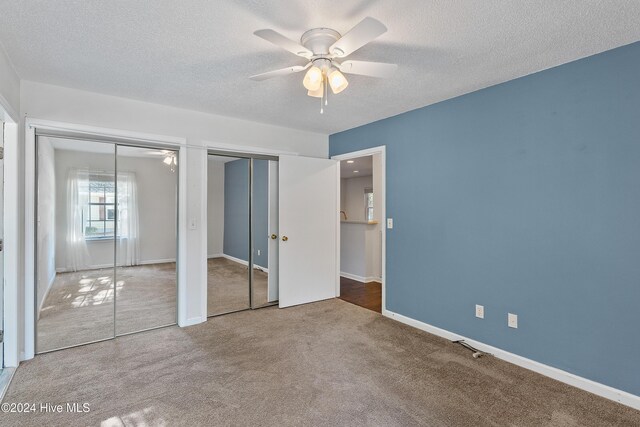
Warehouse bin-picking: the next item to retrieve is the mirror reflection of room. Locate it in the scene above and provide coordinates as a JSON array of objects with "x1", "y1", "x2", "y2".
[
  {"x1": 207, "y1": 156, "x2": 251, "y2": 315},
  {"x1": 36, "y1": 138, "x2": 115, "y2": 352},
  {"x1": 207, "y1": 156, "x2": 278, "y2": 316},
  {"x1": 251, "y1": 158, "x2": 277, "y2": 309},
  {"x1": 339, "y1": 155, "x2": 382, "y2": 312},
  {"x1": 115, "y1": 145, "x2": 178, "y2": 335},
  {"x1": 36, "y1": 137, "x2": 178, "y2": 353}
]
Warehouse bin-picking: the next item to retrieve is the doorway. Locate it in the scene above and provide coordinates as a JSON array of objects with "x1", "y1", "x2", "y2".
[
  {"x1": 333, "y1": 148, "x2": 386, "y2": 313},
  {"x1": 207, "y1": 153, "x2": 279, "y2": 316},
  {"x1": 34, "y1": 136, "x2": 179, "y2": 353}
]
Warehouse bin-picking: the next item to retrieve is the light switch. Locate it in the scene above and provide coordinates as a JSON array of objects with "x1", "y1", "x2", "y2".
[
  {"x1": 189, "y1": 218, "x2": 197, "y2": 230},
  {"x1": 387, "y1": 218, "x2": 393, "y2": 229}
]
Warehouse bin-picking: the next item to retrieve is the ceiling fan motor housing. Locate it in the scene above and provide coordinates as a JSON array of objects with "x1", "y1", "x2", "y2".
[{"x1": 300, "y1": 28, "x2": 341, "y2": 57}]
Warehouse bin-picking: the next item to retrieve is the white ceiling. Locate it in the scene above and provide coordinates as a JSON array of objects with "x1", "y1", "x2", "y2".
[
  {"x1": 2, "y1": 1, "x2": 639, "y2": 134},
  {"x1": 341, "y1": 155, "x2": 372, "y2": 177}
]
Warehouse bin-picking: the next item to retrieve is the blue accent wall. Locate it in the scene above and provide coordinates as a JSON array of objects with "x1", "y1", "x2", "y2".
[
  {"x1": 330, "y1": 42, "x2": 640, "y2": 396},
  {"x1": 223, "y1": 159, "x2": 269, "y2": 267},
  {"x1": 223, "y1": 159, "x2": 249, "y2": 261}
]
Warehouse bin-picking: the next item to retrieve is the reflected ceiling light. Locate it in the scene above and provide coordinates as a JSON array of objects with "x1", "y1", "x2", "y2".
[
  {"x1": 346, "y1": 160, "x2": 354, "y2": 164},
  {"x1": 163, "y1": 153, "x2": 177, "y2": 172},
  {"x1": 353, "y1": 170, "x2": 359, "y2": 173}
]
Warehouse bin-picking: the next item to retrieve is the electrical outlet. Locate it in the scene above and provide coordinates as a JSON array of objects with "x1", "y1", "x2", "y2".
[
  {"x1": 189, "y1": 218, "x2": 197, "y2": 230},
  {"x1": 387, "y1": 218, "x2": 393, "y2": 229},
  {"x1": 257, "y1": 249, "x2": 261, "y2": 256},
  {"x1": 475, "y1": 304, "x2": 484, "y2": 319},
  {"x1": 508, "y1": 313, "x2": 518, "y2": 328}
]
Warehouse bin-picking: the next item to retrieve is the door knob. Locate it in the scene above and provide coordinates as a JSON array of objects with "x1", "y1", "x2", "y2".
[
  {"x1": 271, "y1": 234, "x2": 277, "y2": 240},
  {"x1": 282, "y1": 236, "x2": 288, "y2": 241}
]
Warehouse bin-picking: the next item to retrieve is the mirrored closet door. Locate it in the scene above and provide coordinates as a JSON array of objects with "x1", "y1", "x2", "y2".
[
  {"x1": 115, "y1": 145, "x2": 178, "y2": 335},
  {"x1": 207, "y1": 154, "x2": 278, "y2": 316},
  {"x1": 251, "y1": 159, "x2": 278, "y2": 309},
  {"x1": 36, "y1": 138, "x2": 116, "y2": 352},
  {"x1": 35, "y1": 136, "x2": 178, "y2": 353},
  {"x1": 207, "y1": 156, "x2": 251, "y2": 315}
]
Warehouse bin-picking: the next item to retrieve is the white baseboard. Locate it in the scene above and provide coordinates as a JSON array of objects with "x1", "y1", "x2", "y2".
[
  {"x1": 222, "y1": 253, "x2": 249, "y2": 266},
  {"x1": 0, "y1": 368, "x2": 17, "y2": 403},
  {"x1": 340, "y1": 272, "x2": 382, "y2": 283},
  {"x1": 56, "y1": 258, "x2": 176, "y2": 273},
  {"x1": 179, "y1": 316, "x2": 206, "y2": 327},
  {"x1": 138, "y1": 258, "x2": 176, "y2": 265},
  {"x1": 208, "y1": 253, "x2": 223, "y2": 259},
  {"x1": 382, "y1": 309, "x2": 640, "y2": 411},
  {"x1": 36, "y1": 272, "x2": 57, "y2": 321},
  {"x1": 222, "y1": 253, "x2": 268, "y2": 272}
]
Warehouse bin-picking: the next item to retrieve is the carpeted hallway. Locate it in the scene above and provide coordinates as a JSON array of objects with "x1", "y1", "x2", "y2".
[{"x1": 6, "y1": 299, "x2": 639, "y2": 426}]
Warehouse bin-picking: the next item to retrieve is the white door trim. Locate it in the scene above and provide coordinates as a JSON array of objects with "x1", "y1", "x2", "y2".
[
  {"x1": 24, "y1": 118, "x2": 189, "y2": 360},
  {"x1": 332, "y1": 146, "x2": 386, "y2": 310},
  {"x1": 1, "y1": 113, "x2": 18, "y2": 367}
]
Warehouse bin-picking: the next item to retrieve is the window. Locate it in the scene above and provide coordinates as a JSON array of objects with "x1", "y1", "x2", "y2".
[
  {"x1": 84, "y1": 175, "x2": 119, "y2": 239},
  {"x1": 365, "y1": 188, "x2": 374, "y2": 221}
]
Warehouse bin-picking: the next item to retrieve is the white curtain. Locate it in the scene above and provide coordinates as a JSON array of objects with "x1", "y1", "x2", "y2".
[
  {"x1": 117, "y1": 171, "x2": 140, "y2": 266},
  {"x1": 65, "y1": 168, "x2": 91, "y2": 271}
]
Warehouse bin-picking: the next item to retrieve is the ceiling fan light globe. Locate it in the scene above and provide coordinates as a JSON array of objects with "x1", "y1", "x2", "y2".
[
  {"x1": 328, "y1": 68, "x2": 349, "y2": 94},
  {"x1": 163, "y1": 156, "x2": 173, "y2": 165},
  {"x1": 303, "y1": 66, "x2": 323, "y2": 91},
  {"x1": 307, "y1": 82, "x2": 324, "y2": 98}
]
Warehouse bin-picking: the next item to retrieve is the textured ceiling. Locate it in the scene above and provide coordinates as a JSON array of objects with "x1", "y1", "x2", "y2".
[{"x1": 1, "y1": 1, "x2": 639, "y2": 134}]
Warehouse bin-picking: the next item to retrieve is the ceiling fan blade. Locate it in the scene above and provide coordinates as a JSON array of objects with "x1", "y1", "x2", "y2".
[
  {"x1": 249, "y1": 63, "x2": 310, "y2": 81},
  {"x1": 254, "y1": 29, "x2": 313, "y2": 58},
  {"x1": 337, "y1": 60, "x2": 397, "y2": 78},
  {"x1": 329, "y1": 17, "x2": 387, "y2": 57}
]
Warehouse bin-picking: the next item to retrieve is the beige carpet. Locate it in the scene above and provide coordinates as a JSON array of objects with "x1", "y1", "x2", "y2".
[
  {"x1": 207, "y1": 257, "x2": 270, "y2": 316},
  {"x1": 8, "y1": 299, "x2": 639, "y2": 426},
  {"x1": 37, "y1": 263, "x2": 178, "y2": 352}
]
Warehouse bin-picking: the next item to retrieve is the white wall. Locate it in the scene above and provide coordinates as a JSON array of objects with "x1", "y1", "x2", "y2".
[
  {"x1": 36, "y1": 138, "x2": 55, "y2": 314},
  {"x1": 0, "y1": 45, "x2": 20, "y2": 367},
  {"x1": 342, "y1": 175, "x2": 373, "y2": 222},
  {"x1": 52, "y1": 149, "x2": 178, "y2": 270},
  {"x1": 19, "y1": 80, "x2": 328, "y2": 357},
  {"x1": 0, "y1": 45, "x2": 19, "y2": 120},
  {"x1": 207, "y1": 159, "x2": 224, "y2": 257}
]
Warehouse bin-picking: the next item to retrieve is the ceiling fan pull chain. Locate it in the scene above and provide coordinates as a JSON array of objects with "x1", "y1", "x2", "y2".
[
  {"x1": 325, "y1": 74, "x2": 328, "y2": 106},
  {"x1": 320, "y1": 81, "x2": 324, "y2": 114}
]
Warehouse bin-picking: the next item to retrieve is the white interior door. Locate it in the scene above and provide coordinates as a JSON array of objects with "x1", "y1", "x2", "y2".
[
  {"x1": 279, "y1": 155, "x2": 338, "y2": 308},
  {"x1": 267, "y1": 161, "x2": 279, "y2": 302}
]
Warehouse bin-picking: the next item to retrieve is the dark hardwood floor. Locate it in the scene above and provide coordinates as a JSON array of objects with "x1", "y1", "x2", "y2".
[{"x1": 339, "y1": 277, "x2": 382, "y2": 313}]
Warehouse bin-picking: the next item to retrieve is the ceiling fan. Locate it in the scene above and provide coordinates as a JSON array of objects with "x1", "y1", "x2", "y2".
[{"x1": 250, "y1": 17, "x2": 397, "y2": 113}]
